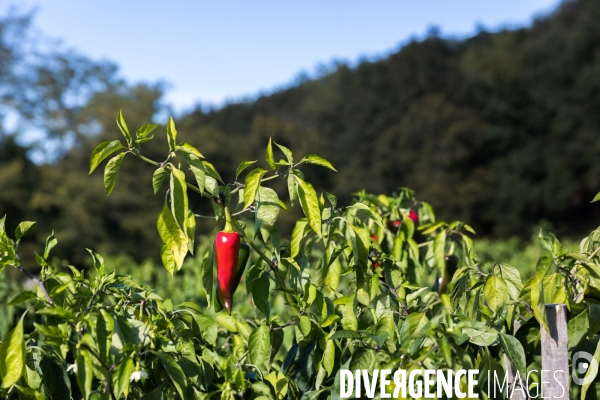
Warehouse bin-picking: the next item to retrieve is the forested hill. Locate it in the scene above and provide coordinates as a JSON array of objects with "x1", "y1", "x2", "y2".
[
  {"x1": 182, "y1": 0, "x2": 600, "y2": 239},
  {"x1": 1, "y1": 0, "x2": 600, "y2": 264}
]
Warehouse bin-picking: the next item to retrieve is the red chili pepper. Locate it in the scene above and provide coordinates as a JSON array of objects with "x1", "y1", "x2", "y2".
[
  {"x1": 386, "y1": 210, "x2": 418, "y2": 233},
  {"x1": 216, "y1": 231, "x2": 241, "y2": 314},
  {"x1": 214, "y1": 199, "x2": 241, "y2": 315},
  {"x1": 409, "y1": 210, "x2": 418, "y2": 223}
]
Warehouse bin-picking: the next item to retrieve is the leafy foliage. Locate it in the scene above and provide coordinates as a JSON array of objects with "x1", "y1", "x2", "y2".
[{"x1": 2, "y1": 113, "x2": 600, "y2": 399}]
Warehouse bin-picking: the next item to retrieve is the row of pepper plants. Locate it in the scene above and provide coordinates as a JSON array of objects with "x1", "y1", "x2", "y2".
[{"x1": 1, "y1": 111, "x2": 600, "y2": 399}]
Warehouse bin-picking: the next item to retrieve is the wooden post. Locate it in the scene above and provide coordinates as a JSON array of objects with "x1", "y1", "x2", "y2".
[{"x1": 541, "y1": 304, "x2": 569, "y2": 399}]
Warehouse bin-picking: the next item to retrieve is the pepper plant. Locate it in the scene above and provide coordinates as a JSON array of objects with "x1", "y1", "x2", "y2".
[{"x1": 2, "y1": 111, "x2": 600, "y2": 399}]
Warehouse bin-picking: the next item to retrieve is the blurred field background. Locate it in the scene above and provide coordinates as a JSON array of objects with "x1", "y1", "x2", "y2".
[{"x1": 1, "y1": 0, "x2": 600, "y2": 334}]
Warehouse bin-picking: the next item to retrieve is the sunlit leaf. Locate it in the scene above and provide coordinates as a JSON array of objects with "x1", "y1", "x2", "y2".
[
  {"x1": 244, "y1": 168, "x2": 267, "y2": 210},
  {"x1": 294, "y1": 175, "x2": 322, "y2": 238},
  {"x1": 104, "y1": 152, "x2": 126, "y2": 195},
  {"x1": 89, "y1": 140, "x2": 123, "y2": 174},
  {"x1": 0, "y1": 311, "x2": 26, "y2": 389},
  {"x1": 236, "y1": 160, "x2": 257, "y2": 179},
  {"x1": 265, "y1": 138, "x2": 276, "y2": 170},
  {"x1": 300, "y1": 154, "x2": 336, "y2": 171},
  {"x1": 116, "y1": 110, "x2": 131, "y2": 145}
]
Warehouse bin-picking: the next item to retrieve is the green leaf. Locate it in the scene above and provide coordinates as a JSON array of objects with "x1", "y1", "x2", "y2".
[
  {"x1": 496, "y1": 264, "x2": 523, "y2": 300},
  {"x1": 39, "y1": 354, "x2": 71, "y2": 399},
  {"x1": 167, "y1": 116, "x2": 177, "y2": 151},
  {"x1": 581, "y1": 335, "x2": 600, "y2": 399},
  {"x1": 249, "y1": 323, "x2": 271, "y2": 369},
  {"x1": 591, "y1": 192, "x2": 600, "y2": 203},
  {"x1": 170, "y1": 167, "x2": 189, "y2": 232},
  {"x1": 15, "y1": 221, "x2": 36, "y2": 241},
  {"x1": 265, "y1": 138, "x2": 276, "y2": 170},
  {"x1": 264, "y1": 371, "x2": 288, "y2": 400},
  {"x1": 7, "y1": 291, "x2": 37, "y2": 306},
  {"x1": 76, "y1": 349, "x2": 93, "y2": 400},
  {"x1": 294, "y1": 176, "x2": 322, "y2": 238},
  {"x1": 186, "y1": 210, "x2": 196, "y2": 255},
  {"x1": 158, "y1": 353, "x2": 187, "y2": 399},
  {"x1": 499, "y1": 333, "x2": 527, "y2": 379},
  {"x1": 290, "y1": 219, "x2": 308, "y2": 259},
  {"x1": 567, "y1": 308, "x2": 589, "y2": 349},
  {"x1": 300, "y1": 154, "x2": 336, "y2": 171},
  {"x1": 89, "y1": 140, "x2": 123, "y2": 174},
  {"x1": 188, "y1": 157, "x2": 206, "y2": 195},
  {"x1": 236, "y1": 160, "x2": 257, "y2": 179},
  {"x1": 349, "y1": 224, "x2": 370, "y2": 267},
  {"x1": 176, "y1": 142, "x2": 204, "y2": 158},
  {"x1": 36, "y1": 306, "x2": 74, "y2": 319},
  {"x1": 113, "y1": 356, "x2": 133, "y2": 399},
  {"x1": 296, "y1": 315, "x2": 312, "y2": 338},
  {"x1": 216, "y1": 314, "x2": 238, "y2": 332},
  {"x1": 15, "y1": 386, "x2": 44, "y2": 399},
  {"x1": 194, "y1": 314, "x2": 217, "y2": 345},
  {"x1": 152, "y1": 167, "x2": 167, "y2": 194},
  {"x1": 157, "y1": 204, "x2": 189, "y2": 275},
  {"x1": 323, "y1": 340, "x2": 335, "y2": 376},
  {"x1": 97, "y1": 310, "x2": 114, "y2": 362},
  {"x1": 399, "y1": 312, "x2": 428, "y2": 352},
  {"x1": 116, "y1": 110, "x2": 131, "y2": 144},
  {"x1": 104, "y1": 152, "x2": 126, "y2": 195},
  {"x1": 136, "y1": 123, "x2": 159, "y2": 139},
  {"x1": 433, "y1": 230, "x2": 447, "y2": 271},
  {"x1": 244, "y1": 168, "x2": 268, "y2": 209},
  {"x1": 255, "y1": 187, "x2": 281, "y2": 242},
  {"x1": 112, "y1": 316, "x2": 134, "y2": 350},
  {"x1": 0, "y1": 311, "x2": 26, "y2": 388},
  {"x1": 201, "y1": 245, "x2": 214, "y2": 307},
  {"x1": 340, "y1": 296, "x2": 357, "y2": 331},
  {"x1": 320, "y1": 314, "x2": 340, "y2": 328},
  {"x1": 531, "y1": 257, "x2": 551, "y2": 332},
  {"x1": 350, "y1": 203, "x2": 384, "y2": 228},
  {"x1": 287, "y1": 170, "x2": 301, "y2": 206},
  {"x1": 275, "y1": 142, "x2": 293, "y2": 163},
  {"x1": 160, "y1": 243, "x2": 176, "y2": 277},
  {"x1": 369, "y1": 274, "x2": 380, "y2": 301},
  {"x1": 140, "y1": 386, "x2": 163, "y2": 400},
  {"x1": 483, "y1": 275, "x2": 509, "y2": 313},
  {"x1": 250, "y1": 270, "x2": 270, "y2": 318},
  {"x1": 201, "y1": 160, "x2": 224, "y2": 184},
  {"x1": 44, "y1": 231, "x2": 57, "y2": 259}
]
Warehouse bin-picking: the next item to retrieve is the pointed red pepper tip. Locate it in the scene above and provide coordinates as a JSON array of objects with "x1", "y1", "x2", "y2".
[{"x1": 223, "y1": 298, "x2": 232, "y2": 315}]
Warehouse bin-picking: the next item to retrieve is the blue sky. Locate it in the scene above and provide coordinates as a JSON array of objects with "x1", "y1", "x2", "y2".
[{"x1": 2, "y1": 1, "x2": 560, "y2": 112}]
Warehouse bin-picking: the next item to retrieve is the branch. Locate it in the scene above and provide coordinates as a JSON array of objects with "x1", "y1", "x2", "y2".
[
  {"x1": 230, "y1": 218, "x2": 296, "y2": 305},
  {"x1": 13, "y1": 254, "x2": 53, "y2": 305},
  {"x1": 270, "y1": 321, "x2": 295, "y2": 331}
]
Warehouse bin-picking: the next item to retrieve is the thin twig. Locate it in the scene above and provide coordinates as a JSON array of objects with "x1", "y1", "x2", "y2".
[
  {"x1": 13, "y1": 254, "x2": 53, "y2": 305},
  {"x1": 270, "y1": 321, "x2": 296, "y2": 331},
  {"x1": 194, "y1": 214, "x2": 216, "y2": 219}
]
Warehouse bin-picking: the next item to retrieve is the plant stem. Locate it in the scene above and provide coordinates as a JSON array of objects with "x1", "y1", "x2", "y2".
[
  {"x1": 231, "y1": 208, "x2": 251, "y2": 217},
  {"x1": 229, "y1": 219, "x2": 292, "y2": 301},
  {"x1": 135, "y1": 153, "x2": 159, "y2": 167},
  {"x1": 13, "y1": 254, "x2": 53, "y2": 305},
  {"x1": 223, "y1": 204, "x2": 234, "y2": 232},
  {"x1": 261, "y1": 174, "x2": 279, "y2": 183}
]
